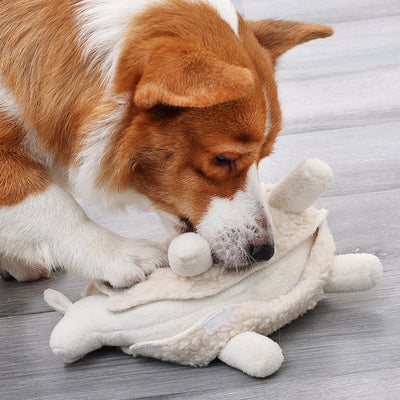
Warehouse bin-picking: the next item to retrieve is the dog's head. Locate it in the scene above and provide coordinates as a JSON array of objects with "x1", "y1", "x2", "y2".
[{"x1": 104, "y1": 8, "x2": 333, "y2": 270}]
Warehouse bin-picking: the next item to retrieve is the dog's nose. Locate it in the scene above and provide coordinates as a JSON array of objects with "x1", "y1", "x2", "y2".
[{"x1": 249, "y1": 243, "x2": 274, "y2": 262}]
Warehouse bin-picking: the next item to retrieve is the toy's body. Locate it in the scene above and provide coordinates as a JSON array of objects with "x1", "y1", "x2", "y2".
[{"x1": 45, "y1": 160, "x2": 382, "y2": 378}]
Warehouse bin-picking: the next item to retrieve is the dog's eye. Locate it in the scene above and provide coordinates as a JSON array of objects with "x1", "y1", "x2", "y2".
[
  {"x1": 214, "y1": 154, "x2": 234, "y2": 170},
  {"x1": 150, "y1": 104, "x2": 183, "y2": 119}
]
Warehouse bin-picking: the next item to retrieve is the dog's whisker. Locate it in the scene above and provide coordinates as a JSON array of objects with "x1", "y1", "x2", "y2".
[{"x1": 137, "y1": 195, "x2": 168, "y2": 216}]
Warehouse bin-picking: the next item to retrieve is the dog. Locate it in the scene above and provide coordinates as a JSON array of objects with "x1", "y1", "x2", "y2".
[{"x1": 0, "y1": 0, "x2": 333, "y2": 287}]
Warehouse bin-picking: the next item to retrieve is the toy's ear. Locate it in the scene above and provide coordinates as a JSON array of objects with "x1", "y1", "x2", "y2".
[
  {"x1": 134, "y1": 39, "x2": 254, "y2": 108},
  {"x1": 246, "y1": 19, "x2": 334, "y2": 61}
]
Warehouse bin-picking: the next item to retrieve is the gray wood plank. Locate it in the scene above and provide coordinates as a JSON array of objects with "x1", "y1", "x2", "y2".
[
  {"x1": 316, "y1": 189, "x2": 400, "y2": 257},
  {"x1": 189, "y1": 369, "x2": 400, "y2": 400},
  {"x1": 1, "y1": 270, "x2": 398, "y2": 400},
  {"x1": 259, "y1": 122, "x2": 400, "y2": 197},
  {"x1": 276, "y1": 16, "x2": 400, "y2": 81},
  {"x1": 0, "y1": 273, "x2": 85, "y2": 318},
  {"x1": 278, "y1": 66, "x2": 400, "y2": 135},
  {"x1": 241, "y1": 0, "x2": 400, "y2": 24},
  {"x1": 241, "y1": 5, "x2": 400, "y2": 135}
]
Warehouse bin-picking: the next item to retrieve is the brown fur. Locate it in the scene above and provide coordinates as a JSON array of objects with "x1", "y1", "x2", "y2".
[
  {"x1": 0, "y1": 115, "x2": 50, "y2": 206},
  {"x1": 0, "y1": 0, "x2": 333, "y2": 226},
  {"x1": 247, "y1": 19, "x2": 334, "y2": 63},
  {"x1": 0, "y1": 0, "x2": 104, "y2": 165}
]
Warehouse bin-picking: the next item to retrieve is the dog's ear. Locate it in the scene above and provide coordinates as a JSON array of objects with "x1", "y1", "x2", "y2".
[
  {"x1": 247, "y1": 19, "x2": 333, "y2": 61},
  {"x1": 134, "y1": 39, "x2": 254, "y2": 108}
]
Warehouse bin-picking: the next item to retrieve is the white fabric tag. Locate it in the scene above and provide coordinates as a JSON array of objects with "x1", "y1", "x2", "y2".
[
  {"x1": 203, "y1": 307, "x2": 234, "y2": 334},
  {"x1": 131, "y1": 344, "x2": 161, "y2": 356}
]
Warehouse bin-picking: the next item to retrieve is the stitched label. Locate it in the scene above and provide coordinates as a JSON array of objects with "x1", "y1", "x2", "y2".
[
  {"x1": 132, "y1": 344, "x2": 161, "y2": 356},
  {"x1": 203, "y1": 307, "x2": 234, "y2": 334}
]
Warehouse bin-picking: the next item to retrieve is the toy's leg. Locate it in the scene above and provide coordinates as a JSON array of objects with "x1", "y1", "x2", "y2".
[
  {"x1": 218, "y1": 332, "x2": 283, "y2": 378},
  {"x1": 324, "y1": 254, "x2": 383, "y2": 293},
  {"x1": 268, "y1": 159, "x2": 333, "y2": 213}
]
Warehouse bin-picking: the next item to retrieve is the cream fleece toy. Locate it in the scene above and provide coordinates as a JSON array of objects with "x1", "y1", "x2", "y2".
[{"x1": 44, "y1": 159, "x2": 382, "y2": 378}]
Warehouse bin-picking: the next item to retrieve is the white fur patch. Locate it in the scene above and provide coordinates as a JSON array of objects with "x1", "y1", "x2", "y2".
[
  {"x1": 197, "y1": 164, "x2": 273, "y2": 268},
  {"x1": 0, "y1": 79, "x2": 22, "y2": 121},
  {"x1": 0, "y1": 184, "x2": 96, "y2": 272},
  {"x1": 75, "y1": 0, "x2": 153, "y2": 84},
  {"x1": 70, "y1": 93, "x2": 152, "y2": 211},
  {"x1": 23, "y1": 129, "x2": 56, "y2": 168},
  {"x1": 75, "y1": 0, "x2": 239, "y2": 84},
  {"x1": 0, "y1": 79, "x2": 54, "y2": 166}
]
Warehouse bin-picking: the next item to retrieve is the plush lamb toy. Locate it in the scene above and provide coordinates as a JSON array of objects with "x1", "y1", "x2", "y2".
[{"x1": 44, "y1": 159, "x2": 382, "y2": 378}]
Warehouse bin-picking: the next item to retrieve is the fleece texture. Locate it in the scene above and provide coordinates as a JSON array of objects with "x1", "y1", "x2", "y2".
[
  {"x1": 44, "y1": 159, "x2": 382, "y2": 375},
  {"x1": 127, "y1": 220, "x2": 334, "y2": 366},
  {"x1": 47, "y1": 190, "x2": 334, "y2": 366}
]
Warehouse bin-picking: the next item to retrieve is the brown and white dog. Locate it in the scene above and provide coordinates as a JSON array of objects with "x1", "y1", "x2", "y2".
[{"x1": 0, "y1": 0, "x2": 333, "y2": 286}]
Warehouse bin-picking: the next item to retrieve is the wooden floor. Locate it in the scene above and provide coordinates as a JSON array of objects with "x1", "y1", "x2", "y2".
[{"x1": 1, "y1": 1, "x2": 399, "y2": 399}]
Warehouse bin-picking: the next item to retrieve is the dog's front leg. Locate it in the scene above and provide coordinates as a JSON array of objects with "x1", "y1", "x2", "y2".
[{"x1": 0, "y1": 182, "x2": 168, "y2": 287}]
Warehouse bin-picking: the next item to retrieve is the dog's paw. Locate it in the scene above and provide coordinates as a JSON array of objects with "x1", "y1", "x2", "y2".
[{"x1": 100, "y1": 239, "x2": 168, "y2": 288}]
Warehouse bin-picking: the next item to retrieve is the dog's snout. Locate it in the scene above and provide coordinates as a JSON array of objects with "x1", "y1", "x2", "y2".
[{"x1": 249, "y1": 242, "x2": 274, "y2": 262}]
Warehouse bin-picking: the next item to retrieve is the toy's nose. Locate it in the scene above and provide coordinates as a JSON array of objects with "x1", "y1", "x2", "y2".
[{"x1": 249, "y1": 242, "x2": 274, "y2": 262}]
